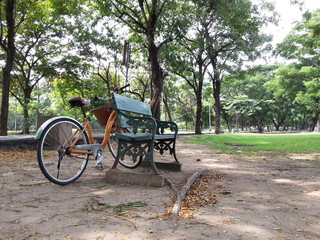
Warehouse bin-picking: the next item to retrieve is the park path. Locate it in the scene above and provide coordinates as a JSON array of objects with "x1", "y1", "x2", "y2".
[{"x1": 0, "y1": 141, "x2": 319, "y2": 240}]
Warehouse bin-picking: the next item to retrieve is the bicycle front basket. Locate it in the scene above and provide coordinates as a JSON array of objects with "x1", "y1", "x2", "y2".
[{"x1": 92, "y1": 104, "x2": 113, "y2": 126}]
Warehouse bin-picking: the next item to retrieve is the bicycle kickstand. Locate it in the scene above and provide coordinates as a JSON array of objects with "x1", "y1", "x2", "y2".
[{"x1": 94, "y1": 148, "x2": 105, "y2": 170}]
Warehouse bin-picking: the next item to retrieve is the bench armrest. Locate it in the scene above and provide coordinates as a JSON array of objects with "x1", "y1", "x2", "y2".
[
  {"x1": 117, "y1": 110, "x2": 157, "y2": 137},
  {"x1": 156, "y1": 120, "x2": 178, "y2": 135}
]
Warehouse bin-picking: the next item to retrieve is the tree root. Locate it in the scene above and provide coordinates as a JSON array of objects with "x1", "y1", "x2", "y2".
[{"x1": 163, "y1": 175, "x2": 178, "y2": 193}]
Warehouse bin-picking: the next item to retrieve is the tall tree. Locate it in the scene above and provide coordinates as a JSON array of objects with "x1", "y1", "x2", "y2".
[
  {"x1": 7, "y1": 0, "x2": 114, "y2": 133},
  {"x1": 97, "y1": 0, "x2": 182, "y2": 119},
  {"x1": 10, "y1": 0, "x2": 63, "y2": 133},
  {"x1": 167, "y1": 1, "x2": 209, "y2": 134},
  {"x1": 295, "y1": 66, "x2": 320, "y2": 131},
  {"x1": 277, "y1": 9, "x2": 320, "y2": 131},
  {"x1": 0, "y1": 0, "x2": 15, "y2": 136},
  {"x1": 200, "y1": 0, "x2": 275, "y2": 134},
  {"x1": 264, "y1": 65, "x2": 305, "y2": 130},
  {"x1": 222, "y1": 66, "x2": 275, "y2": 132}
]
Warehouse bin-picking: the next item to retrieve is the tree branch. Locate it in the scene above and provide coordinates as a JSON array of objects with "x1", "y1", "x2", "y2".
[
  {"x1": 110, "y1": 0, "x2": 147, "y2": 33},
  {"x1": 158, "y1": 37, "x2": 173, "y2": 49}
]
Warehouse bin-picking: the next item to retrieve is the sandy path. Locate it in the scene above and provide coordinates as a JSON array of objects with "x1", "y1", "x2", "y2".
[{"x1": 0, "y1": 141, "x2": 319, "y2": 240}]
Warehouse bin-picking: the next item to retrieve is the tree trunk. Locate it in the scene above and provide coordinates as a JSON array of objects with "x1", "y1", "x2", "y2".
[
  {"x1": 315, "y1": 119, "x2": 320, "y2": 133},
  {"x1": 221, "y1": 107, "x2": 231, "y2": 132},
  {"x1": 0, "y1": 69, "x2": 11, "y2": 136},
  {"x1": 311, "y1": 110, "x2": 320, "y2": 132},
  {"x1": 0, "y1": 0, "x2": 15, "y2": 136},
  {"x1": 272, "y1": 115, "x2": 286, "y2": 131},
  {"x1": 212, "y1": 76, "x2": 221, "y2": 134},
  {"x1": 195, "y1": 93, "x2": 202, "y2": 134},
  {"x1": 22, "y1": 104, "x2": 30, "y2": 134},
  {"x1": 22, "y1": 91, "x2": 32, "y2": 134},
  {"x1": 301, "y1": 112, "x2": 307, "y2": 130},
  {"x1": 194, "y1": 53, "x2": 205, "y2": 135},
  {"x1": 257, "y1": 120, "x2": 264, "y2": 133},
  {"x1": 148, "y1": 41, "x2": 166, "y2": 120},
  {"x1": 163, "y1": 93, "x2": 172, "y2": 122},
  {"x1": 272, "y1": 119, "x2": 280, "y2": 131}
]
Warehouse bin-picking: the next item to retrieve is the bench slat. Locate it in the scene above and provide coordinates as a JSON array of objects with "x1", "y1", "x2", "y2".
[
  {"x1": 115, "y1": 133, "x2": 176, "y2": 142},
  {"x1": 154, "y1": 134, "x2": 176, "y2": 140},
  {"x1": 115, "y1": 133, "x2": 154, "y2": 142},
  {"x1": 112, "y1": 93, "x2": 152, "y2": 116}
]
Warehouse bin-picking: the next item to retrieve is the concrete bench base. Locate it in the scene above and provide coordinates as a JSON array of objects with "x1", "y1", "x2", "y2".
[
  {"x1": 140, "y1": 161, "x2": 182, "y2": 171},
  {"x1": 105, "y1": 169, "x2": 165, "y2": 187}
]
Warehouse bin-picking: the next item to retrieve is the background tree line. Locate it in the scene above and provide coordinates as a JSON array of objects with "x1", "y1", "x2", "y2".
[{"x1": 0, "y1": 0, "x2": 319, "y2": 136}]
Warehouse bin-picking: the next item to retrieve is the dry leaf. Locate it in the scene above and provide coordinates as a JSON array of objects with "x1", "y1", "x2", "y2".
[
  {"x1": 29, "y1": 232, "x2": 37, "y2": 237},
  {"x1": 179, "y1": 171, "x2": 224, "y2": 218}
]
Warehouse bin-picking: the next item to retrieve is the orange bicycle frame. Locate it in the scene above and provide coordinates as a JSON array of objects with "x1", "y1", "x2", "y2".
[{"x1": 65, "y1": 110, "x2": 117, "y2": 156}]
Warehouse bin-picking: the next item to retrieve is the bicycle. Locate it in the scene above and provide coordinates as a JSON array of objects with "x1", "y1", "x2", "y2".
[{"x1": 35, "y1": 84, "x2": 138, "y2": 185}]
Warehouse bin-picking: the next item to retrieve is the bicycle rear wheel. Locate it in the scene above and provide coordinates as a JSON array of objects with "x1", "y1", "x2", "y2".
[{"x1": 37, "y1": 118, "x2": 89, "y2": 185}]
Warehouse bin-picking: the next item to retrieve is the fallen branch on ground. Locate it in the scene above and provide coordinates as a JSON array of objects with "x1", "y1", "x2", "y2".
[{"x1": 171, "y1": 169, "x2": 208, "y2": 220}]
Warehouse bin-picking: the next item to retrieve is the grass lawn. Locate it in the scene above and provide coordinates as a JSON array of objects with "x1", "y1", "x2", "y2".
[{"x1": 184, "y1": 132, "x2": 320, "y2": 154}]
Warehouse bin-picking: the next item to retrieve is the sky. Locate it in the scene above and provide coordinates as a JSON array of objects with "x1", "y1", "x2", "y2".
[
  {"x1": 269, "y1": 0, "x2": 320, "y2": 45},
  {"x1": 255, "y1": 0, "x2": 320, "y2": 64}
]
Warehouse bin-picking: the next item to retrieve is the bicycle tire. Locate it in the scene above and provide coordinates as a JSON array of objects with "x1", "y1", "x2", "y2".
[
  {"x1": 37, "y1": 118, "x2": 89, "y2": 185},
  {"x1": 108, "y1": 125, "x2": 118, "y2": 159},
  {"x1": 107, "y1": 126, "x2": 142, "y2": 168}
]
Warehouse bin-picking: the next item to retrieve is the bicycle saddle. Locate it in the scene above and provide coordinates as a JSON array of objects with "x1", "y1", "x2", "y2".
[{"x1": 68, "y1": 96, "x2": 90, "y2": 107}]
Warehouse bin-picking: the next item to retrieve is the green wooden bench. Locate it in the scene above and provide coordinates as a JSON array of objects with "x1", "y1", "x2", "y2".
[{"x1": 110, "y1": 93, "x2": 181, "y2": 174}]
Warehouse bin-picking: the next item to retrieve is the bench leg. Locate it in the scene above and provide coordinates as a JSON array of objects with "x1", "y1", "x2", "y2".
[
  {"x1": 154, "y1": 139, "x2": 180, "y2": 164},
  {"x1": 110, "y1": 141, "x2": 141, "y2": 169},
  {"x1": 110, "y1": 144, "x2": 121, "y2": 170},
  {"x1": 172, "y1": 140, "x2": 180, "y2": 163},
  {"x1": 110, "y1": 140, "x2": 130, "y2": 169},
  {"x1": 110, "y1": 140, "x2": 160, "y2": 175},
  {"x1": 147, "y1": 146, "x2": 160, "y2": 175}
]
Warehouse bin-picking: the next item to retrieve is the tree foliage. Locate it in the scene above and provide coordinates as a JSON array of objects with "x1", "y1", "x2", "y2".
[
  {"x1": 2, "y1": 1, "x2": 320, "y2": 135},
  {"x1": 96, "y1": 0, "x2": 188, "y2": 119},
  {"x1": 196, "y1": 0, "x2": 275, "y2": 134},
  {"x1": 277, "y1": 9, "x2": 320, "y2": 66},
  {"x1": 276, "y1": 9, "x2": 320, "y2": 131}
]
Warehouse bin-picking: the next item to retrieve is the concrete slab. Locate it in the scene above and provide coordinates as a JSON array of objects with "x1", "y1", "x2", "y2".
[
  {"x1": 105, "y1": 169, "x2": 165, "y2": 187},
  {"x1": 0, "y1": 136, "x2": 37, "y2": 148},
  {"x1": 140, "y1": 161, "x2": 182, "y2": 171}
]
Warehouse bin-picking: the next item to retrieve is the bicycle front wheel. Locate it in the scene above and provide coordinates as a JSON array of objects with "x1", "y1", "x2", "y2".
[{"x1": 37, "y1": 118, "x2": 89, "y2": 185}]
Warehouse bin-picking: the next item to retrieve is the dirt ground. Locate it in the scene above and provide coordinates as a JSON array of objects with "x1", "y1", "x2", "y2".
[{"x1": 0, "y1": 139, "x2": 319, "y2": 240}]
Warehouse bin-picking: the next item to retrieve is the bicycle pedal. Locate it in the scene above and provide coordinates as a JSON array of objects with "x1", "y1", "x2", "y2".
[{"x1": 95, "y1": 162, "x2": 105, "y2": 170}]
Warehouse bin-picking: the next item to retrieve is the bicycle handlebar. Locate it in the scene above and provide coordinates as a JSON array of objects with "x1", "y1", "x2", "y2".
[
  {"x1": 114, "y1": 83, "x2": 130, "y2": 93},
  {"x1": 94, "y1": 96, "x2": 112, "y2": 102},
  {"x1": 94, "y1": 84, "x2": 131, "y2": 102}
]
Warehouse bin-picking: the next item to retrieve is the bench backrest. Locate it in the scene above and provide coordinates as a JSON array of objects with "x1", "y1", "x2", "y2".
[{"x1": 112, "y1": 93, "x2": 152, "y2": 116}]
